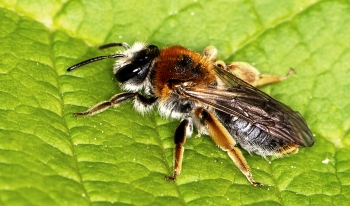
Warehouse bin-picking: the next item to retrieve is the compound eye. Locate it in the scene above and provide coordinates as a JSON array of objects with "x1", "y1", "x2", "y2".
[
  {"x1": 116, "y1": 63, "x2": 141, "y2": 82},
  {"x1": 133, "y1": 50, "x2": 149, "y2": 64}
]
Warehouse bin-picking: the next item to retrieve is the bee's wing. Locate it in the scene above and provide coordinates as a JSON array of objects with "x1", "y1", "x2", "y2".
[{"x1": 180, "y1": 67, "x2": 314, "y2": 147}]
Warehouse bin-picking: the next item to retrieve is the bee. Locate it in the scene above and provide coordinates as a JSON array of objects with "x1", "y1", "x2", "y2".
[{"x1": 67, "y1": 42, "x2": 314, "y2": 186}]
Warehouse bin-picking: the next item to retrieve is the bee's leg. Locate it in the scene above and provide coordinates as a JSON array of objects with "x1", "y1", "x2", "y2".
[
  {"x1": 166, "y1": 117, "x2": 193, "y2": 181},
  {"x1": 193, "y1": 107, "x2": 263, "y2": 187},
  {"x1": 202, "y1": 46, "x2": 218, "y2": 62},
  {"x1": 74, "y1": 92, "x2": 157, "y2": 117},
  {"x1": 225, "y1": 62, "x2": 295, "y2": 87}
]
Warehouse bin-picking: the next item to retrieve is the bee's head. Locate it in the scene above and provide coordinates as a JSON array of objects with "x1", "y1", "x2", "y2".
[
  {"x1": 67, "y1": 42, "x2": 160, "y2": 91},
  {"x1": 114, "y1": 42, "x2": 159, "y2": 87}
]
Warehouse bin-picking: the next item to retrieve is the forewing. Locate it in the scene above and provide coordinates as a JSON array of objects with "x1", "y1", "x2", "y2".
[{"x1": 180, "y1": 67, "x2": 313, "y2": 147}]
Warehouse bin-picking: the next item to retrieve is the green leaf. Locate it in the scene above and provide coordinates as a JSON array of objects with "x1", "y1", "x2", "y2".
[{"x1": 1, "y1": 0, "x2": 350, "y2": 205}]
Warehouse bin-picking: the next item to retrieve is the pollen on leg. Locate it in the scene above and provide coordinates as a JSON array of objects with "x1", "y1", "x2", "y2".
[
  {"x1": 202, "y1": 46, "x2": 218, "y2": 62},
  {"x1": 274, "y1": 143, "x2": 299, "y2": 158},
  {"x1": 226, "y1": 62, "x2": 260, "y2": 86}
]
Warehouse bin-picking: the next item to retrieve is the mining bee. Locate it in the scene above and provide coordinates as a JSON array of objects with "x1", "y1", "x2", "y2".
[{"x1": 67, "y1": 42, "x2": 314, "y2": 186}]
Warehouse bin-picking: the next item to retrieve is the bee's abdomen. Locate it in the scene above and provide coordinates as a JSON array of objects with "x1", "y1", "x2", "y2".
[{"x1": 215, "y1": 110, "x2": 286, "y2": 156}]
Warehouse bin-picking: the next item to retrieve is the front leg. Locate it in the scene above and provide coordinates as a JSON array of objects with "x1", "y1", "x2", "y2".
[
  {"x1": 166, "y1": 117, "x2": 193, "y2": 181},
  {"x1": 74, "y1": 92, "x2": 157, "y2": 117}
]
